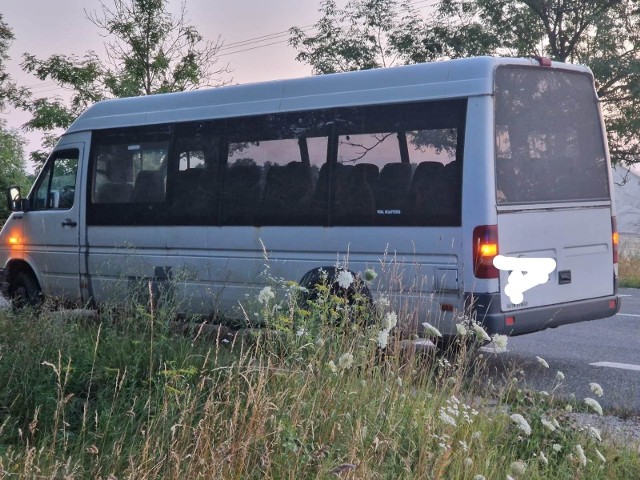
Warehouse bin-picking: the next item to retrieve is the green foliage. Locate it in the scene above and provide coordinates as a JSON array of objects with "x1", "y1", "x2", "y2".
[
  {"x1": 0, "y1": 122, "x2": 29, "y2": 223},
  {"x1": 291, "y1": 0, "x2": 640, "y2": 165},
  {"x1": 289, "y1": 0, "x2": 442, "y2": 74},
  {"x1": 0, "y1": 14, "x2": 28, "y2": 112},
  {"x1": 0, "y1": 272, "x2": 638, "y2": 477},
  {"x1": 18, "y1": 0, "x2": 228, "y2": 168}
]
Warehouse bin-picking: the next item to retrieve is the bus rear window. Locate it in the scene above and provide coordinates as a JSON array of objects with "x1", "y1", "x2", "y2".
[{"x1": 495, "y1": 66, "x2": 609, "y2": 205}]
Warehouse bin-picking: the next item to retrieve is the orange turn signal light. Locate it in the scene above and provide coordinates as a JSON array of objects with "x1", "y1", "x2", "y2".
[{"x1": 480, "y1": 243, "x2": 498, "y2": 257}]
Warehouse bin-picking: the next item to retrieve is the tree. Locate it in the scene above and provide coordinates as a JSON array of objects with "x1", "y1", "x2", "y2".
[
  {"x1": 290, "y1": 0, "x2": 640, "y2": 166},
  {"x1": 433, "y1": 0, "x2": 640, "y2": 165},
  {"x1": 0, "y1": 14, "x2": 28, "y2": 111},
  {"x1": 18, "y1": 0, "x2": 228, "y2": 166},
  {"x1": 0, "y1": 121, "x2": 29, "y2": 223},
  {"x1": 289, "y1": 0, "x2": 443, "y2": 74},
  {"x1": 0, "y1": 15, "x2": 30, "y2": 224}
]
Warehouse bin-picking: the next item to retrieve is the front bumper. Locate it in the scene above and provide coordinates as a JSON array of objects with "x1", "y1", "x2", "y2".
[{"x1": 467, "y1": 292, "x2": 621, "y2": 336}]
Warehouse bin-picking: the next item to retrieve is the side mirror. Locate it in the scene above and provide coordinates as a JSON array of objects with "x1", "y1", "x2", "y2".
[{"x1": 7, "y1": 186, "x2": 24, "y2": 212}]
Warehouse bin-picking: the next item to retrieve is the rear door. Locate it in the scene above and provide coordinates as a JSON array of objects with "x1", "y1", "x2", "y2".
[{"x1": 494, "y1": 65, "x2": 614, "y2": 311}]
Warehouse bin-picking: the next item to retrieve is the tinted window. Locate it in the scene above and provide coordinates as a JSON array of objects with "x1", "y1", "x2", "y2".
[
  {"x1": 87, "y1": 100, "x2": 465, "y2": 227},
  {"x1": 495, "y1": 67, "x2": 609, "y2": 205},
  {"x1": 332, "y1": 101, "x2": 465, "y2": 226},
  {"x1": 222, "y1": 111, "x2": 331, "y2": 226},
  {"x1": 167, "y1": 122, "x2": 224, "y2": 225},
  {"x1": 88, "y1": 126, "x2": 170, "y2": 225}
]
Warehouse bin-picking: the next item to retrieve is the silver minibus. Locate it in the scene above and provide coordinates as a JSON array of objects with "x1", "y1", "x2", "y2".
[{"x1": 0, "y1": 56, "x2": 621, "y2": 338}]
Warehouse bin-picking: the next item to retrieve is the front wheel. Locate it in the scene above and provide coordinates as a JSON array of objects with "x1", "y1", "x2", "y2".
[{"x1": 10, "y1": 270, "x2": 43, "y2": 309}]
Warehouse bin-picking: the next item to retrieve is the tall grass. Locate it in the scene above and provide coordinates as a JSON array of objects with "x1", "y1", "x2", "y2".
[
  {"x1": 619, "y1": 244, "x2": 640, "y2": 288},
  {"x1": 0, "y1": 273, "x2": 638, "y2": 479}
]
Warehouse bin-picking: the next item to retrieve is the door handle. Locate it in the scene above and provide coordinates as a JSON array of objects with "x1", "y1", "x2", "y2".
[{"x1": 61, "y1": 219, "x2": 77, "y2": 227}]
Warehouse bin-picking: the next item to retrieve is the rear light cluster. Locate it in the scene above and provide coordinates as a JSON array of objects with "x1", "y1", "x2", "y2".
[
  {"x1": 473, "y1": 225, "x2": 499, "y2": 279},
  {"x1": 612, "y1": 216, "x2": 619, "y2": 265}
]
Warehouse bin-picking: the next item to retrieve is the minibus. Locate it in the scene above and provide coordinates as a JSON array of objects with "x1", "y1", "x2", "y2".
[{"x1": 0, "y1": 56, "x2": 620, "y2": 338}]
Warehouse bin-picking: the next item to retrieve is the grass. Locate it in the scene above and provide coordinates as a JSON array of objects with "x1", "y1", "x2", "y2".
[
  {"x1": 619, "y1": 249, "x2": 640, "y2": 288},
  {"x1": 0, "y1": 273, "x2": 639, "y2": 479}
]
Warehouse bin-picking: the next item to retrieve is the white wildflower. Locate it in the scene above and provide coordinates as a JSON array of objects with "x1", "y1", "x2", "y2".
[
  {"x1": 439, "y1": 408, "x2": 457, "y2": 428},
  {"x1": 464, "y1": 457, "x2": 473, "y2": 467},
  {"x1": 338, "y1": 352, "x2": 354, "y2": 370},
  {"x1": 589, "y1": 382, "x2": 604, "y2": 398},
  {"x1": 595, "y1": 448, "x2": 606, "y2": 463},
  {"x1": 257, "y1": 286, "x2": 275, "y2": 305},
  {"x1": 491, "y1": 334, "x2": 508, "y2": 353},
  {"x1": 296, "y1": 327, "x2": 306, "y2": 337},
  {"x1": 471, "y1": 431, "x2": 482, "y2": 441},
  {"x1": 510, "y1": 413, "x2": 532, "y2": 436},
  {"x1": 506, "y1": 476, "x2": 515, "y2": 480},
  {"x1": 584, "y1": 397, "x2": 603, "y2": 415},
  {"x1": 377, "y1": 329, "x2": 389, "y2": 349},
  {"x1": 565, "y1": 404, "x2": 573, "y2": 413},
  {"x1": 539, "y1": 451, "x2": 548, "y2": 465},
  {"x1": 375, "y1": 296, "x2": 390, "y2": 308},
  {"x1": 458, "y1": 440, "x2": 468, "y2": 452},
  {"x1": 536, "y1": 356, "x2": 549, "y2": 368},
  {"x1": 336, "y1": 270, "x2": 354, "y2": 289},
  {"x1": 510, "y1": 460, "x2": 526, "y2": 476},
  {"x1": 552, "y1": 443, "x2": 562, "y2": 452},
  {"x1": 422, "y1": 322, "x2": 442, "y2": 338},
  {"x1": 556, "y1": 370, "x2": 565, "y2": 381},
  {"x1": 456, "y1": 323, "x2": 468, "y2": 336},
  {"x1": 472, "y1": 323, "x2": 491, "y2": 342},
  {"x1": 363, "y1": 268, "x2": 377, "y2": 282},
  {"x1": 575, "y1": 444, "x2": 587, "y2": 467},
  {"x1": 473, "y1": 475, "x2": 486, "y2": 480},
  {"x1": 384, "y1": 311, "x2": 398, "y2": 330},
  {"x1": 540, "y1": 417, "x2": 556, "y2": 432},
  {"x1": 588, "y1": 426, "x2": 602, "y2": 442},
  {"x1": 327, "y1": 360, "x2": 337, "y2": 373}
]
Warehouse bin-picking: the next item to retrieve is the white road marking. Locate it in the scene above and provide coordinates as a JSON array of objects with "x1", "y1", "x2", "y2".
[
  {"x1": 616, "y1": 313, "x2": 640, "y2": 318},
  {"x1": 618, "y1": 294, "x2": 633, "y2": 297},
  {"x1": 590, "y1": 361, "x2": 640, "y2": 372}
]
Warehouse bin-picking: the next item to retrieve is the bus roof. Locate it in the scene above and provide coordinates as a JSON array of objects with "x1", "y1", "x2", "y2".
[{"x1": 66, "y1": 56, "x2": 592, "y2": 134}]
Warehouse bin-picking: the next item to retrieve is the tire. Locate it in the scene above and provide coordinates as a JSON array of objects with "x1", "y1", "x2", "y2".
[
  {"x1": 10, "y1": 270, "x2": 43, "y2": 309},
  {"x1": 299, "y1": 267, "x2": 373, "y2": 325}
]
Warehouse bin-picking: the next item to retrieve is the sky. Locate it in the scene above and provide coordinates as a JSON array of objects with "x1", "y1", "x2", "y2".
[{"x1": 1, "y1": 0, "x2": 348, "y2": 164}]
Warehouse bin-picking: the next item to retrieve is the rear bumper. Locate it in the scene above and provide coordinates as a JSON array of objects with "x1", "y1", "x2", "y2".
[{"x1": 467, "y1": 292, "x2": 621, "y2": 336}]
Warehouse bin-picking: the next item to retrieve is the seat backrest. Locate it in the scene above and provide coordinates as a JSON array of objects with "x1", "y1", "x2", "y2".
[
  {"x1": 133, "y1": 170, "x2": 165, "y2": 203},
  {"x1": 96, "y1": 182, "x2": 134, "y2": 203},
  {"x1": 262, "y1": 161, "x2": 313, "y2": 221},
  {"x1": 335, "y1": 163, "x2": 379, "y2": 223},
  {"x1": 222, "y1": 164, "x2": 261, "y2": 224},
  {"x1": 375, "y1": 162, "x2": 413, "y2": 211}
]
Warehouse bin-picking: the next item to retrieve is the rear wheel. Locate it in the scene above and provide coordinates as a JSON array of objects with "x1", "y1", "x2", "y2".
[{"x1": 10, "y1": 270, "x2": 43, "y2": 309}]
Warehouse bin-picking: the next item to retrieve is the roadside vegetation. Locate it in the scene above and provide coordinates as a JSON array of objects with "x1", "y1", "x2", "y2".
[
  {"x1": 619, "y1": 243, "x2": 640, "y2": 288},
  {"x1": 0, "y1": 270, "x2": 638, "y2": 479}
]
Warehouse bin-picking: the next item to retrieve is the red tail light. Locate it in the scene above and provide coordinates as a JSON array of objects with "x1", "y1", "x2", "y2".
[
  {"x1": 612, "y1": 216, "x2": 618, "y2": 265},
  {"x1": 473, "y1": 225, "x2": 499, "y2": 279}
]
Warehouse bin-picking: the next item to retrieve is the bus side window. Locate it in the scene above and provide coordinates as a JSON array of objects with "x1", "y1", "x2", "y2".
[
  {"x1": 222, "y1": 112, "x2": 330, "y2": 226},
  {"x1": 168, "y1": 122, "x2": 224, "y2": 225}
]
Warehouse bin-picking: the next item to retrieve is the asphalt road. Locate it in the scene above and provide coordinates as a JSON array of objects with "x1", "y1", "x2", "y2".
[{"x1": 480, "y1": 288, "x2": 640, "y2": 414}]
